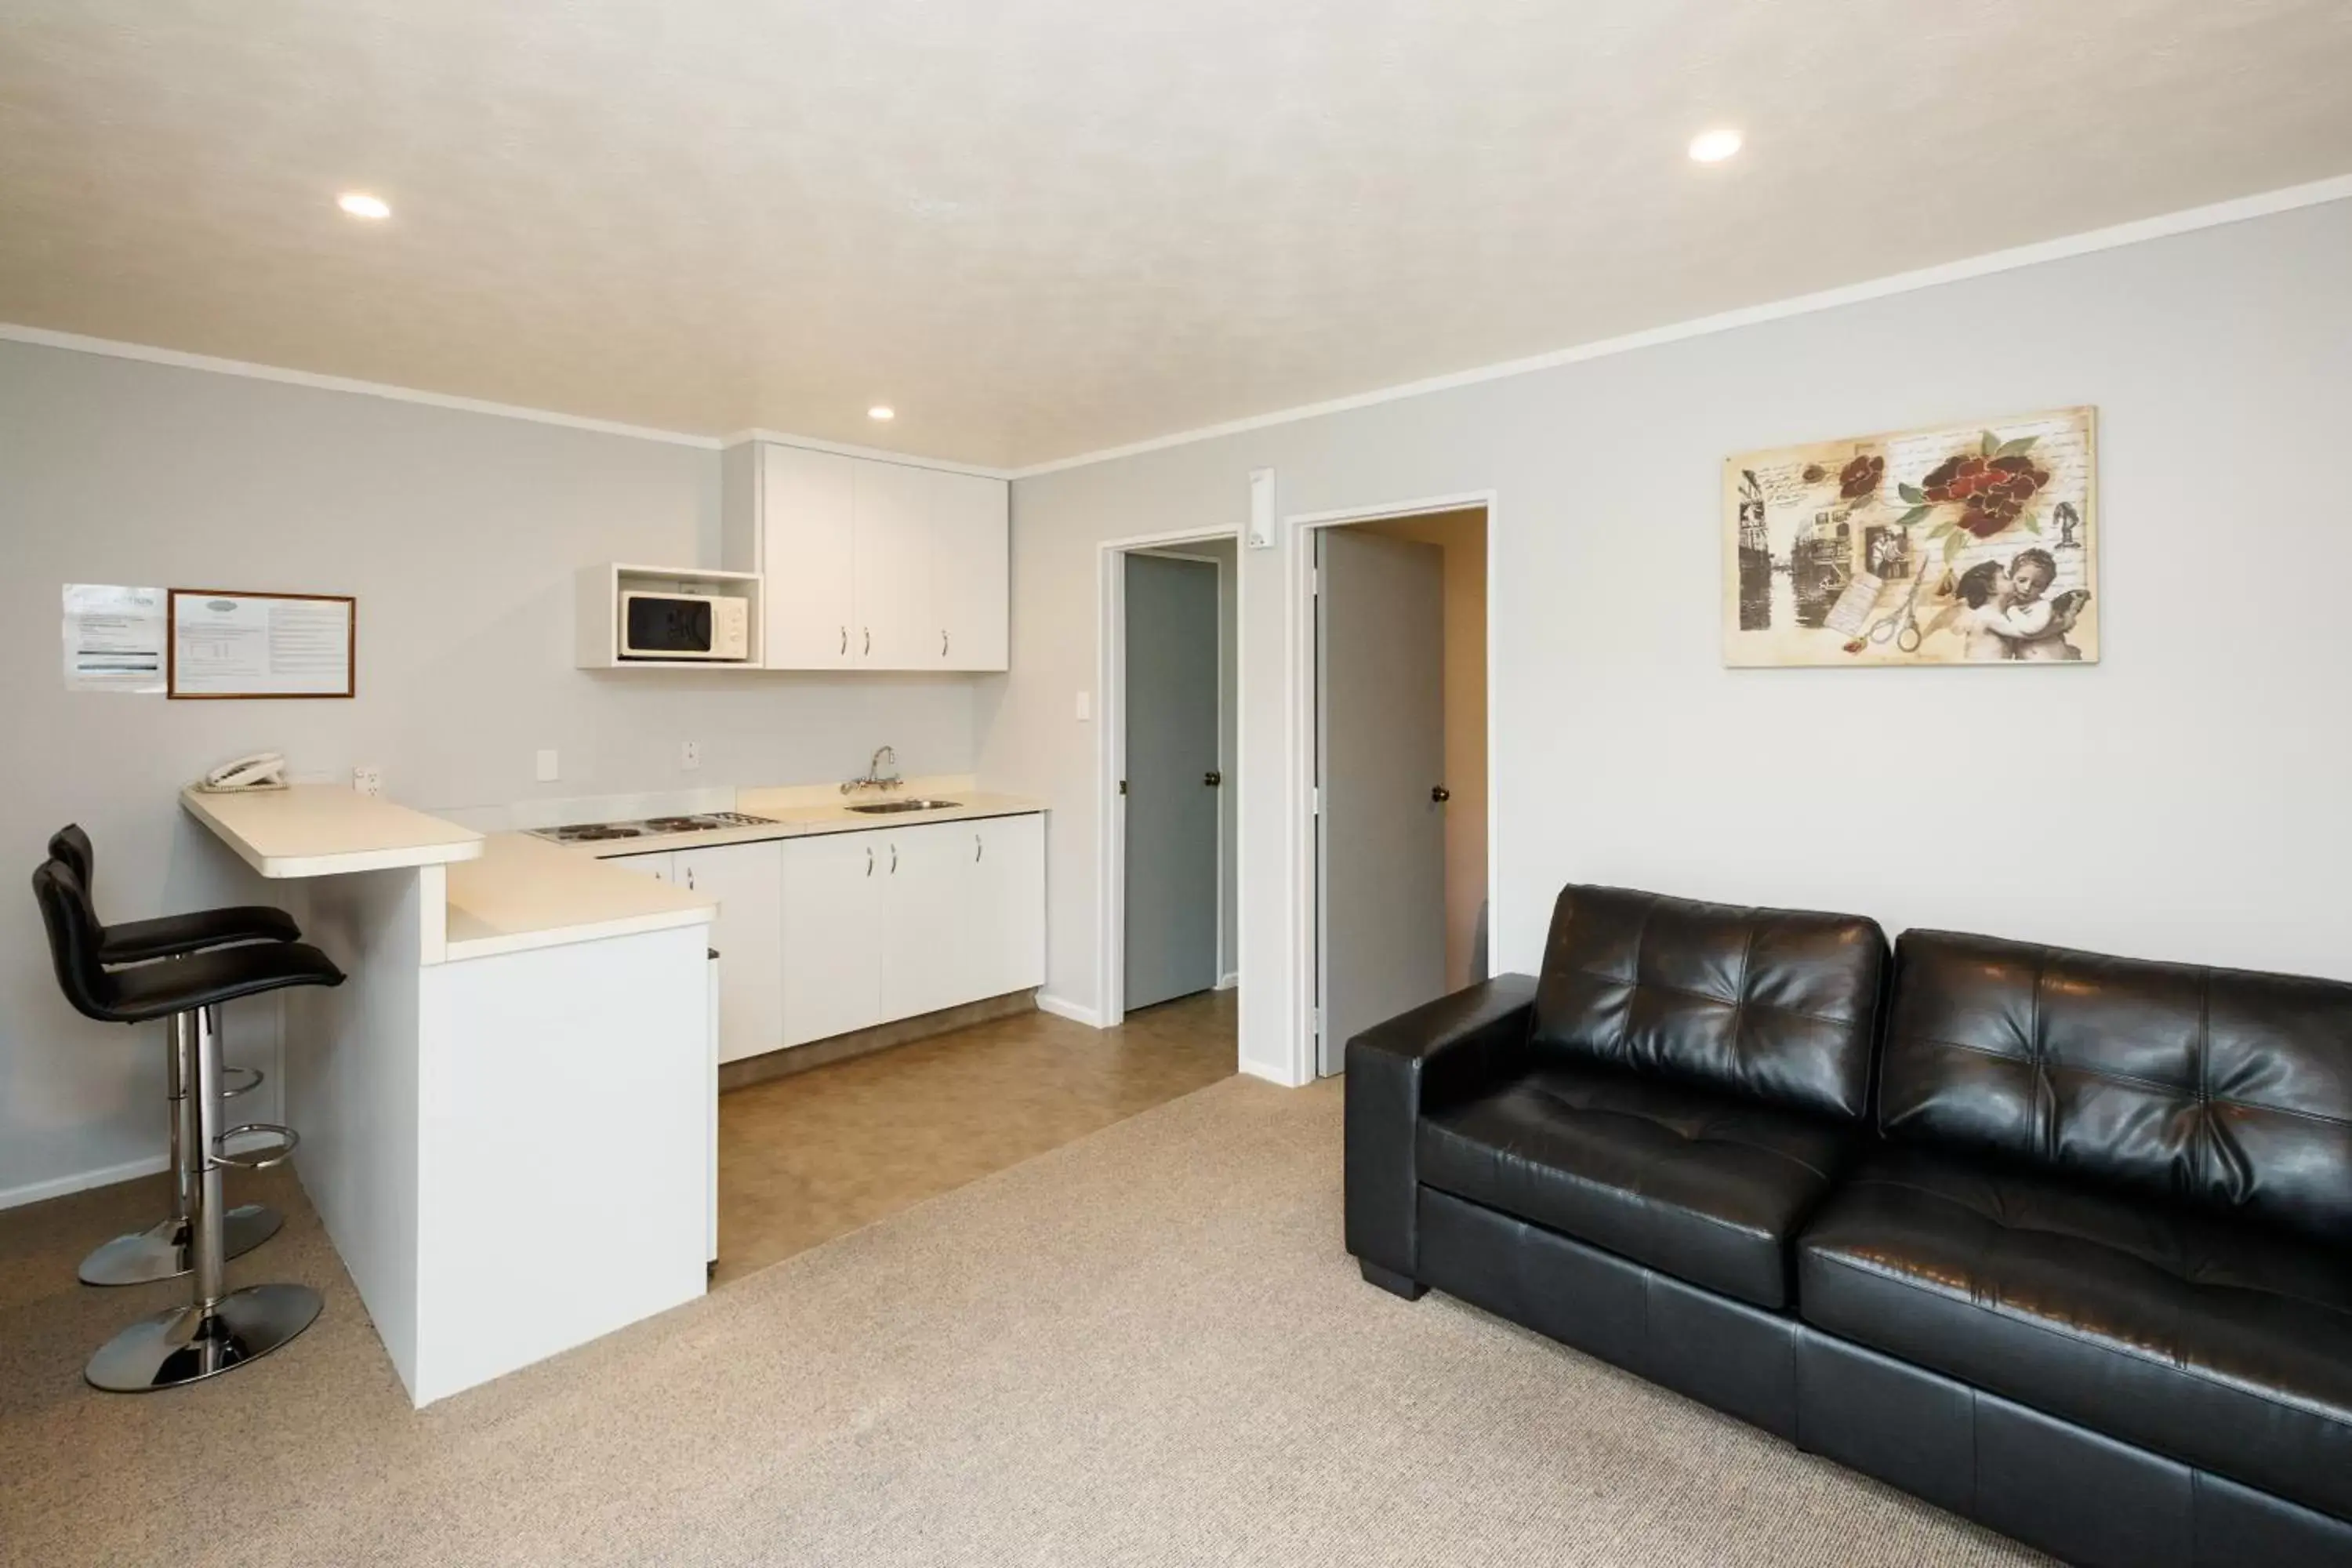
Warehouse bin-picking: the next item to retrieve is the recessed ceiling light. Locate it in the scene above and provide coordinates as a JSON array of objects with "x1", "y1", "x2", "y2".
[
  {"x1": 1688, "y1": 129, "x2": 1744, "y2": 164},
  {"x1": 336, "y1": 191, "x2": 392, "y2": 220},
  {"x1": 868, "y1": 405, "x2": 896, "y2": 422}
]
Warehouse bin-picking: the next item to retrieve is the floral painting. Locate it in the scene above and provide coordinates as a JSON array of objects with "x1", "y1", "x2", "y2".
[{"x1": 1722, "y1": 408, "x2": 2098, "y2": 666}]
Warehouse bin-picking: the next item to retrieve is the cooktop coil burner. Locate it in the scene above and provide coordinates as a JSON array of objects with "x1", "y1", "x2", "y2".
[{"x1": 528, "y1": 811, "x2": 779, "y2": 845}]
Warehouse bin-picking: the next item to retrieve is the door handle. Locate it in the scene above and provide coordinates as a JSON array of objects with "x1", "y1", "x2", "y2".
[
  {"x1": 889, "y1": 842, "x2": 898, "y2": 874},
  {"x1": 1431, "y1": 786, "x2": 1451, "y2": 804},
  {"x1": 1204, "y1": 771, "x2": 1222, "y2": 787},
  {"x1": 975, "y1": 833, "x2": 983, "y2": 862},
  {"x1": 863, "y1": 628, "x2": 872, "y2": 657},
  {"x1": 865, "y1": 846, "x2": 873, "y2": 877},
  {"x1": 839, "y1": 626, "x2": 848, "y2": 656},
  {"x1": 942, "y1": 630, "x2": 950, "y2": 658}
]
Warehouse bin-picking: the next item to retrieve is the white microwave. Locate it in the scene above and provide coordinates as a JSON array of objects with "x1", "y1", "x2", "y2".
[{"x1": 619, "y1": 591, "x2": 750, "y2": 661}]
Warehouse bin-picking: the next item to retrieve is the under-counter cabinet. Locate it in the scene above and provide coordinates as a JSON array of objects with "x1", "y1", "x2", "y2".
[
  {"x1": 613, "y1": 844, "x2": 785, "y2": 1065},
  {"x1": 723, "y1": 441, "x2": 1008, "y2": 672},
  {"x1": 782, "y1": 814, "x2": 1045, "y2": 1048},
  {"x1": 608, "y1": 814, "x2": 1044, "y2": 1058}
]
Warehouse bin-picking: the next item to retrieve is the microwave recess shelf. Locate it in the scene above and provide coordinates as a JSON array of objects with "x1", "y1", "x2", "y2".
[{"x1": 575, "y1": 562, "x2": 767, "y2": 670}]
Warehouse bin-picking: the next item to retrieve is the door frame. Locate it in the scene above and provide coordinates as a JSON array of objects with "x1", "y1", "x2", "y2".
[
  {"x1": 1097, "y1": 526, "x2": 1243, "y2": 1029},
  {"x1": 1285, "y1": 490, "x2": 1498, "y2": 1084}
]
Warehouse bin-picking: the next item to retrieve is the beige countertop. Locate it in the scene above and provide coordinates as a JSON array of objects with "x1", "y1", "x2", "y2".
[
  {"x1": 442, "y1": 833, "x2": 714, "y2": 963},
  {"x1": 182, "y1": 784, "x2": 484, "y2": 880},
  {"x1": 571, "y1": 785, "x2": 1049, "y2": 861}
]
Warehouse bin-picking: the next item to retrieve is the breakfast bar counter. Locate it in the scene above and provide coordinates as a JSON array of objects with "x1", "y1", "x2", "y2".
[{"x1": 182, "y1": 786, "x2": 717, "y2": 1407}]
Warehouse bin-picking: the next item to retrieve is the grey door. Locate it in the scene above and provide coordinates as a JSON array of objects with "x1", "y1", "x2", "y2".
[
  {"x1": 1317, "y1": 529, "x2": 1447, "y2": 1076},
  {"x1": 1124, "y1": 554, "x2": 1221, "y2": 1011}
]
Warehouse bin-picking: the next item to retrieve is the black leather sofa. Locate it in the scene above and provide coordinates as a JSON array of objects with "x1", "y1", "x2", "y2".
[{"x1": 1345, "y1": 884, "x2": 2352, "y2": 1568}]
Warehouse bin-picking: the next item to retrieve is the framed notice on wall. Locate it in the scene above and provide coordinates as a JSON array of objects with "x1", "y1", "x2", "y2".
[{"x1": 167, "y1": 589, "x2": 356, "y2": 699}]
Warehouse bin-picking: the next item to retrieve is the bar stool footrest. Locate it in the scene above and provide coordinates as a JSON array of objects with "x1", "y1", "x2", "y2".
[
  {"x1": 220, "y1": 1065, "x2": 263, "y2": 1098},
  {"x1": 210, "y1": 1123, "x2": 299, "y2": 1171}
]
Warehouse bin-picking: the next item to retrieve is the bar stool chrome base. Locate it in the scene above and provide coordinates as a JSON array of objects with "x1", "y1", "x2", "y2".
[
  {"x1": 83, "y1": 1283, "x2": 321, "y2": 1392},
  {"x1": 77, "y1": 1203, "x2": 283, "y2": 1287}
]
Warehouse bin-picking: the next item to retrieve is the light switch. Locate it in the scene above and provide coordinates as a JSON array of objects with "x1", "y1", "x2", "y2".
[
  {"x1": 1075, "y1": 690, "x2": 1091, "y2": 723},
  {"x1": 535, "y1": 748, "x2": 559, "y2": 782}
]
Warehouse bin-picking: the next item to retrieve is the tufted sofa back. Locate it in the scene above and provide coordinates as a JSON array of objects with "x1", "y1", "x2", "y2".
[
  {"x1": 1530, "y1": 884, "x2": 1889, "y2": 1123},
  {"x1": 1882, "y1": 930, "x2": 2352, "y2": 1241}
]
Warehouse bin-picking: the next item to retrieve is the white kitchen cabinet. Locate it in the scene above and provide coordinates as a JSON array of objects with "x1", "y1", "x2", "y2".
[
  {"x1": 877, "y1": 822, "x2": 972, "y2": 1021},
  {"x1": 673, "y1": 841, "x2": 783, "y2": 1066},
  {"x1": 722, "y1": 441, "x2": 1007, "y2": 673},
  {"x1": 971, "y1": 813, "x2": 1047, "y2": 997},
  {"x1": 611, "y1": 850, "x2": 676, "y2": 884},
  {"x1": 851, "y1": 459, "x2": 935, "y2": 669},
  {"x1": 931, "y1": 470, "x2": 1010, "y2": 670},
  {"x1": 756, "y1": 445, "x2": 856, "y2": 669},
  {"x1": 776, "y1": 814, "x2": 1044, "y2": 1050},
  {"x1": 779, "y1": 831, "x2": 887, "y2": 1047}
]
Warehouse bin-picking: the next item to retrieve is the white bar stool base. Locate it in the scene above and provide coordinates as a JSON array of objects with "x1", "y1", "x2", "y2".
[
  {"x1": 76, "y1": 1204, "x2": 283, "y2": 1287},
  {"x1": 84, "y1": 1283, "x2": 321, "y2": 1392}
]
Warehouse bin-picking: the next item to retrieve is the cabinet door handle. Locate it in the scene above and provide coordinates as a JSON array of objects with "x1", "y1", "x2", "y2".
[
  {"x1": 839, "y1": 626, "x2": 848, "y2": 656},
  {"x1": 863, "y1": 627, "x2": 872, "y2": 657},
  {"x1": 942, "y1": 630, "x2": 949, "y2": 658},
  {"x1": 889, "y1": 843, "x2": 898, "y2": 874},
  {"x1": 974, "y1": 833, "x2": 983, "y2": 862},
  {"x1": 865, "y1": 846, "x2": 873, "y2": 877}
]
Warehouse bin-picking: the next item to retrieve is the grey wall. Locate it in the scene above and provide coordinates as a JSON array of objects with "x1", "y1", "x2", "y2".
[
  {"x1": 1, "y1": 343, "x2": 975, "y2": 1203},
  {"x1": 983, "y1": 197, "x2": 2352, "y2": 1082}
]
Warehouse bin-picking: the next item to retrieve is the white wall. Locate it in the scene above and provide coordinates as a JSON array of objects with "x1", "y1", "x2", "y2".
[
  {"x1": 982, "y1": 197, "x2": 2352, "y2": 1083},
  {"x1": 1, "y1": 342, "x2": 975, "y2": 1204}
]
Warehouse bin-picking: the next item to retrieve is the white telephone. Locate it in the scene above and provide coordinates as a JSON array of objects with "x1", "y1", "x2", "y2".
[{"x1": 199, "y1": 751, "x2": 289, "y2": 793}]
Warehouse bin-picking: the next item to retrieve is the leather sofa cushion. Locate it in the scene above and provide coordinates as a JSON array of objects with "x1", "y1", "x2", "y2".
[
  {"x1": 1418, "y1": 1060, "x2": 1851, "y2": 1308},
  {"x1": 1882, "y1": 930, "x2": 2352, "y2": 1244},
  {"x1": 1531, "y1": 884, "x2": 1886, "y2": 1124},
  {"x1": 1798, "y1": 1146, "x2": 2352, "y2": 1522}
]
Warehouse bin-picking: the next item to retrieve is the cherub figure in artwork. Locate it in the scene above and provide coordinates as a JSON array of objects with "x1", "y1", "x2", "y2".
[{"x1": 1935, "y1": 548, "x2": 2088, "y2": 660}]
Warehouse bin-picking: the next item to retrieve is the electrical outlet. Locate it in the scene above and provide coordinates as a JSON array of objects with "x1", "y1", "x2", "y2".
[
  {"x1": 535, "y1": 748, "x2": 560, "y2": 782},
  {"x1": 681, "y1": 739, "x2": 701, "y2": 771},
  {"x1": 352, "y1": 765, "x2": 383, "y2": 797}
]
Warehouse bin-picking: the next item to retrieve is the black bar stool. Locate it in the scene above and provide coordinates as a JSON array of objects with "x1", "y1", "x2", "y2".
[
  {"x1": 34, "y1": 857, "x2": 343, "y2": 1391},
  {"x1": 49, "y1": 825, "x2": 303, "y2": 1287}
]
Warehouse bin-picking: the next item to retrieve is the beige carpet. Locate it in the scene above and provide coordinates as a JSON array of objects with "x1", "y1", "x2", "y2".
[{"x1": 0, "y1": 1076, "x2": 2044, "y2": 1567}]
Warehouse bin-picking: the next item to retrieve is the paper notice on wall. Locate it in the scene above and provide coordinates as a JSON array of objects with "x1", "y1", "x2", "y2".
[
  {"x1": 169, "y1": 590, "x2": 354, "y2": 697},
  {"x1": 62, "y1": 584, "x2": 166, "y2": 692}
]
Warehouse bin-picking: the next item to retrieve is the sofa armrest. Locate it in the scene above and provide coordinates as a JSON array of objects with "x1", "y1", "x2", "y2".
[{"x1": 1343, "y1": 974, "x2": 1537, "y2": 1282}]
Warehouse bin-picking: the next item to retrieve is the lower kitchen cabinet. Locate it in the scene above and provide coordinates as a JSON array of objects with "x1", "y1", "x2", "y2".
[
  {"x1": 673, "y1": 841, "x2": 784, "y2": 1066},
  {"x1": 780, "y1": 813, "x2": 1045, "y2": 1050},
  {"x1": 779, "y1": 831, "x2": 887, "y2": 1047}
]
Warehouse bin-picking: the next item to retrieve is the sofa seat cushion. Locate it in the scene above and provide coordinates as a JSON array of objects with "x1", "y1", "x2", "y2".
[
  {"x1": 1417, "y1": 1061, "x2": 1850, "y2": 1308},
  {"x1": 1798, "y1": 1147, "x2": 2352, "y2": 1523}
]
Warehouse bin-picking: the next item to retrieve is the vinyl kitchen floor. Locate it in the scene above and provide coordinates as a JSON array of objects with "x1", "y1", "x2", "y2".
[{"x1": 713, "y1": 987, "x2": 1237, "y2": 1285}]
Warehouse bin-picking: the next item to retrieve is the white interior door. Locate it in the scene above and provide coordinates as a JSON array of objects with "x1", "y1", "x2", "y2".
[
  {"x1": 931, "y1": 471, "x2": 1008, "y2": 670},
  {"x1": 879, "y1": 825, "x2": 971, "y2": 1021},
  {"x1": 852, "y1": 459, "x2": 932, "y2": 668},
  {"x1": 1316, "y1": 529, "x2": 1447, "y2": 1076},
  {"x1": 674, "y1": 841, "x2": 782, "y2": 1065},
  {"x1": 780, "y1": 833, "x2": 884, "y2": 1046},
  {"x1": 762, "y1": 445, "x2": 857, "y2": 668},
  {"x1": 1123, "y1": 554, "x2": 1221, "y2": 1011}
]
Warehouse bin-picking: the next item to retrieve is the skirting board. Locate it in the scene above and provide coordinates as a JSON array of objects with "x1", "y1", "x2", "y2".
[
  {"x1": 1216, "y1": 971, "x2": 1241, "y2": 991},
  {"x1": 0, "y1": 1152, "x2": 169, "y2": 1212},
  {"x1": 1036, "y1": 992, "x2": 1108, "y2": 1029}
]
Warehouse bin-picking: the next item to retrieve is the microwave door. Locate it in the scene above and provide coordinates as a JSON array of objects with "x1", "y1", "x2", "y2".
[{"x1": 626, "y1": 594, "x2": 713, "y2": 657}]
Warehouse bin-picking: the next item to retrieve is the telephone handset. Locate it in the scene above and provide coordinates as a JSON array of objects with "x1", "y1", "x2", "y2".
[{"x1": 198, "y1": 751, "x2": 289, "y2": 793}]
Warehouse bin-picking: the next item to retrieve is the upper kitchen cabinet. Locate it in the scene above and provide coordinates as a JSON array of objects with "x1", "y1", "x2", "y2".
[
  {"x1": 721, "y1": 441, "x2": 1008, "y2": 672},
  {"x1": 931, "y1": 470, "x2": 1010, "y2": 670}
]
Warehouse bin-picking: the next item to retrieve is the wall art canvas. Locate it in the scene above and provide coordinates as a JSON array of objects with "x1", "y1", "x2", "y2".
[{"x1": 1722, "y1": 406, "x2": 2098, "y2": 666}]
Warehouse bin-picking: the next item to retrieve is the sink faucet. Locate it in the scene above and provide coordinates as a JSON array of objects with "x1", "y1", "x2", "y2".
[{"x1": 842, "y1": 745, "x2": 903, "y2": 794}]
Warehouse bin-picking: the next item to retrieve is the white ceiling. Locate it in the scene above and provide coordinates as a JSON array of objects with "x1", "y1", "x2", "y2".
[{"x1": 3, "y1": 1, "x2": 2348, "y2": 469}]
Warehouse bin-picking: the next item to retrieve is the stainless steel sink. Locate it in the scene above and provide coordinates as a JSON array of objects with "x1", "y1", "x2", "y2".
[{"x1": 843, "y1": 798, "x2": 962, "y2": 815}]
